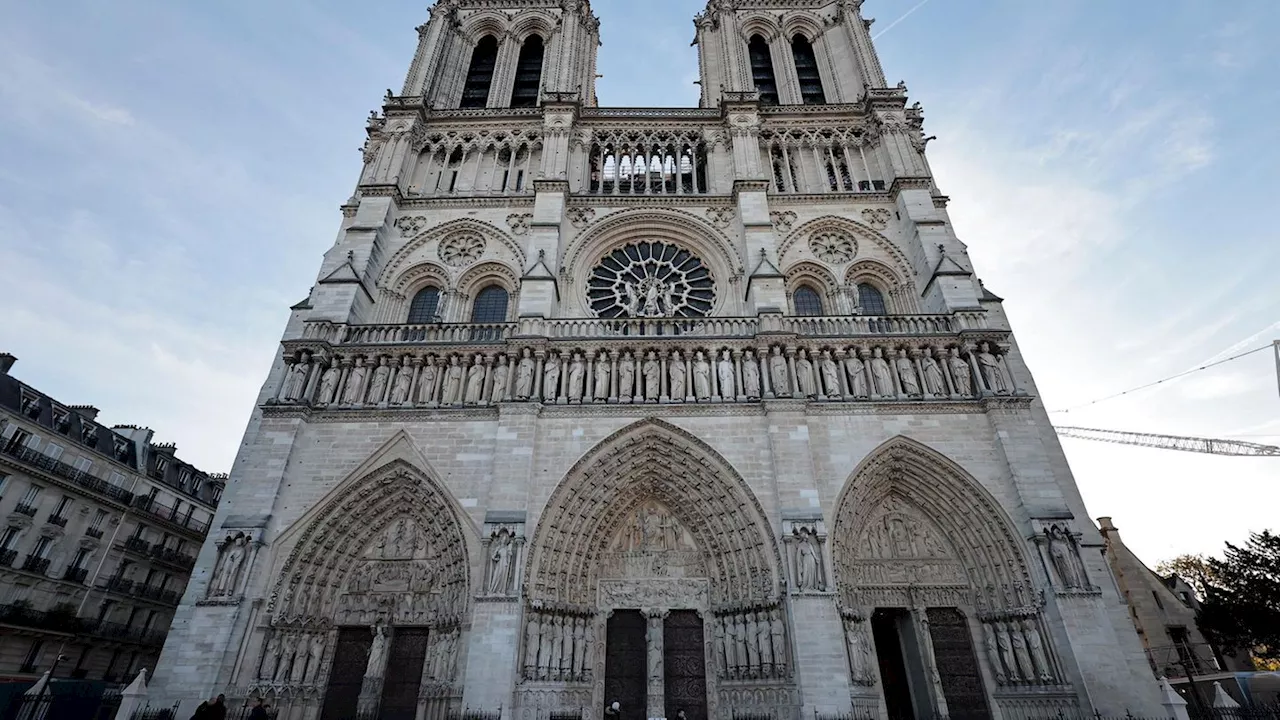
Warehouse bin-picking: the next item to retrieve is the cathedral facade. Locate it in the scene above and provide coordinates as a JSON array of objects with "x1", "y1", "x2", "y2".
[{"x1": 151, "y1": 2, "x2": 1163, "y2": 719}]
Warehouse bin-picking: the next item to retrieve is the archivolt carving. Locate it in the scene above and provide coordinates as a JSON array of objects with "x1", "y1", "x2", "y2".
[
  {"x1": 390, "y1": 263, "x2": 451, "y2": 298},
  {"x1": 525, "y1": 418, "x2": 781, "y2": 609},
  {"x1": 378, "y1": 218, "x2": 526, "y2": 291},
  {"x1": 832, "y1": 436, "x2": 1035, "y2": 613},
  {"x1": 779, "y1": 12, "x2": 827, "y2": 43},
  {"x1": 782, "y1": 261, "x2": 840, "y2": 299},
  {"x1": 266, "y1": 459, "x2": 471, "y2": 626},
  {"x1": 458, "y1": 11, "x2": 510, "y2": 43},
  {"x1": 456, "y1": 260, "x2": 520, "y2": 297}
]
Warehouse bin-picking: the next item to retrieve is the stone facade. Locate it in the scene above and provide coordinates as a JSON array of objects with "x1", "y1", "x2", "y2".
[
  {"x1": 0, "y1": 354, "x2": 224, "y2": 682},
  {"x1": 151, "y1": 1, "x2": 1163, "y2": 718}
]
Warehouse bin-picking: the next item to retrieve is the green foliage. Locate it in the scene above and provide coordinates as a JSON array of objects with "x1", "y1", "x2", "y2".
[
  {"x1": 1155, "y1": 554, "x2": 1218, "y2": 599},
  {"x1": 1196, "y1": 530, "x2": 1280, "y2": 663}
]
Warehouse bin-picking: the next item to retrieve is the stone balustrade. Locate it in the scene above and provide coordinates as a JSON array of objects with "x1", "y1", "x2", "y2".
[{"x1": 274, "y1": 313, "x2": 1023, "y2": 411}]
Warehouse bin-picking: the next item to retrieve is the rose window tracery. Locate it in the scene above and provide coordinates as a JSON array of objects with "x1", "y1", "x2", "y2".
[
  {"x1": 438, "y1": 233, "x2": 486, "y2": 267},
  {"x1": 587, "y1": 241, "x2": 715, "y2": 319},
  {"x1": 809, "y1": 232, "x2": 856, "y2": 264}
]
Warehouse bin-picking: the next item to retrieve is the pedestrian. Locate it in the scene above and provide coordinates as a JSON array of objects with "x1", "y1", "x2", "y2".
[
  {"x1": 248, "y1": 698, "x2": 270, "y2": 720},
  {"x1": 190, "y1": 696, "x2": 217, "y2": 720},
  {"x1": 604, "y1": 701, "x2": 621, "y2": 720},
  {"x1": 208, "y1": 694, "x2": 228, "y2": 720}
]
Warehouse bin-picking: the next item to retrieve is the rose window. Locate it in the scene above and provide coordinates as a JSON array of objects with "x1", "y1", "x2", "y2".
[
  {"x1": 587, "y1": 242, "x2": 715, "y2": 319},
  {"x1": 809, "y1": 232, "x2": 856, "y2": 264},
  {"x1": 438, "y1": 233, "x2": 486, "y2": 267}
]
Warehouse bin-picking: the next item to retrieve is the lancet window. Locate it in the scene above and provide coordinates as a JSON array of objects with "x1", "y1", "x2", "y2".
[
  {"x1": 791, "y1": 36, "x2": 826, "y2": 105},
  {"x1": 470, "y1": 285, "x2": 510, "y2": 324},
  {"x1": 510, "y1": 35, "x2": 545, "y2": 108},
  {"x1": 749, "y1": 35, "x2": 779, "y2": 106},
  {"x1": 857, "y1": 283, "x2": 887, "y2": 316},
  {"x1": 583, "y1": 130, "x2": 708, "y2": 196},
  {"x1": 460, "y1": 36, "x2": 499, "y2": 109},
  {"x1": 762, "y1": 127, "x2": 885, "y2": 194},
  {"x1": 407, "y1": 287, "x2": 441, "y2": 324},
  {"x1": 793, "y1": 285, "x2": 824, "y2": 317}
]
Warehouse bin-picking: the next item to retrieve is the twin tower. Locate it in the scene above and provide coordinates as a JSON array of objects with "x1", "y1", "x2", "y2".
[{"x1": 151, "y1": 3, "x2": 1165, "y2": 720}]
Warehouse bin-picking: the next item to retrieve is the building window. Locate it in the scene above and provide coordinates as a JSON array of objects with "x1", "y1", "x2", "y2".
[
  {"x1": 20, "y1": 639, "x2": 43, "y2": 673},
  {"x1": 857, "y1": 283, "x2": 887, "y2": 315},
  {"x1": 460, "y1": 35, "x2": 499, "y2": 109},
  {"x1": 748, "y1": 35, "x2": 779, "y2": 105},
  {"x1": 793, "y1": 285, "x2": 824, "y2": 316},
  {"x1": 0, "y1": 527, "x2": 19, "y2": 551},
  {"x1": 791, "y1": 35, "x2": 826, "y2": 104},
  {"x1": 73, "y1": 456, "x2": 93, "y2": 473},
  {"x1": 407, "y1": 287, "x2": 442, "y2": 324},
  {"x1": 70, "y1": 549, "x2": 90, "y2": 571},
  {"x1": 470, "y1": 286, "x2": 510, "y2": 324},
  {"x1": 31, "y1": 536, "x2": 52, "y2": 559},
  {"x1": 19, "y1": 485, "x2": 42, "y2": 508},
  {"x1": 91, "y1": 510, "x2": 108, "y2": 531},
  {"x1": 109, "y1": 471, "x2": 126, "y2": 488},
  {"x1": 0, "y1": 473, "x2": 7, "y2": 497},
  {"x1": 4, "y1": 427, "x2": 32, "y2": 452},
  {"x1": 153, "y1": 455, "x2": 169, "y2": 477},
  {"x1": 510, "y1": 35, "x2": 545, "y2": 108},
  {"x1": 45, "y1": 443, "x2": 63, "y2": 461},
  {"x1": 51, "y1": 496, "x2": 72, "y2": 522}
]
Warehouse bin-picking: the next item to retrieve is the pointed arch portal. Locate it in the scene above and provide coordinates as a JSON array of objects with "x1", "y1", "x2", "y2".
[{"x1": 519, "y1": 419, "x2": 797, "y2": 720}]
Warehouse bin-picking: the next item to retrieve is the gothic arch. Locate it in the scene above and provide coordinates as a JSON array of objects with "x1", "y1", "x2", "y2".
[
  {"x1": 737, "y1": 14, "x2": 782, "y2": 43},
  {"x1": 779, "y1": 14, "x2": 826, "y2": 43},
  {"x1": 831, "y1": 436, "x2": 1035, "y2": 612},
  {"x1": 780, "y1": 215, "x2": 912, "y2": 279},
  {"x1": 562, "y1": 208, "x2": 741, "y2": 317},
  {"x1": 783, "y1": 261, "x2": 840, "y2": 314},
  {"x1": 509, "y1": 12, "x2": 556, "y2": 42},
  {"x1": 380, "y1": 217, "x2": 526, "y2": 291},
  {"x1": 459, "y1": 12, "x2": 509, "y2": 44},
  {"x1": 525, "y1": 418, "x2": 782, "y2": 609},
  {"x1": 266, "y1": 446, "x2": 474, "y2": 627}
]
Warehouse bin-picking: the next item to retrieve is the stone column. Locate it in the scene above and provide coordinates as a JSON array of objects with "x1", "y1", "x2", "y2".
[{"x1": 645, "y1": 608, "x2": 668, "y2": 719}]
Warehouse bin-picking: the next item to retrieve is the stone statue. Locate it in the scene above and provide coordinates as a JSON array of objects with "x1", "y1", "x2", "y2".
[
  {"x1": 548, "y1": 615, "x2": 565, "y2": 680},
  {"x1": 743, "y1": 612, "x2": 760, "y2": 675},
  {"x1": 921, "y1": 350, "x2": 946, "y2": 397},
  {"x1": 367, "y1": 356, "x2": 391, "y2": 403},
  {"x1": 365, "y1": 625, "x2": 389, "y2": 678},
  {"x1": 996, "y1": 622, "x2": 1020, "y2": 681},
  {"x1": 796, "y1": 530, "x2": 821, "y2": 591},
  {"x1": 445, "y1": 629, "x2": 459, "y2": 679},
  {"x1": 984, "y1": 623, "x2": 1006, "y2": 684},
  {"x1": 723, "y1": 616, "x2": 740, "y2": 677},
  {"x1": 845, "y1": 617, "x2": 871, "y2": 684},
  {"x1": 845, "y1": 352, "x2": 869, "y2": 398},
  {"x1": 273, "y1": 633, "x2": 294, "y2": 681},
  {"x1": 490, "y1": 355, "x2": 509, "y2": 402},
  {"x1": 544, "y1": 353, "x2": 562, "y2": 401},
  {"x1": 669, "y1": 351, "x2": 687, "y2": 399},
  {"x1": 619, "y1": 351, "x2": 635, "y2": 399},
  {"x1": 713, "y1": 616, "x2": 728, "y2": 676},
  {"x1": 949, "y1": 347, "x2": 973, "y2": 396},
  {"x1": 896, "y1": 349, "x2": 921, "y2": 396},
  {"x1": 978, "y1": 342, "x2": 1010, "y2": 394},
  {"x1": 819, "y1": 350, "x2": 840, "y2": 397},
  {"x1": 769, "y1": 608, "x2": 787, "y2": 675},
  {"x1": 594, "y1": 356, "x2": 610, "y2": 401},
  {"x1": 317, "y1": 363, "x2": 341, "y2": 405},
  {"x1": 515, "y1": 349, "x2": 535, "y2": 400},
  {"x1": 442, "y1": 356, "x2": 464, "y2": 405},
  {"x1": 211, "y1": 534, "x2": 248, "y2": 596},
  {"x1": 524, "y1": 616, "x2": 541, "y2": 677},
  {"x1": 567, "y1": 353, "x2": 585, "y2": 401},
  {"x1": 582, "y1": 619, "x2": 595, "y2": 676},
  {"x1": 465, "y1": 355, "x2": 486, "y2": 404},
  {"x1": 261, "y1": 634, "x2": 280, "y2": 680},
  {"x1": 742, "y1": 350, "x2": 761, "y2": 399},
  {"x1": 307, "y1": 632, "x2": 326, "y2": 683},
  {"x1": 755, "y1": 610, "x2": 773, "y2": 672},
  {"x1": 342, "y1": 356, "x2": 368, "y2": 404},
  {"x1": 693, "y1": 351, "x2": 712, "y2": 400},
  {"x1": 870, "y1": 348, "x2": 894, "y2": 396},
  {"x1": 488, "y1": 532, "x2": 512, "y2": 595},
  {"x1": 1048, "y1": 527, "x2": 1083, "y2": 589},
  {"x1": 419, "y1": 358, "x2": 440, "y2": 404},
  {"x1": 572, "y1": 617, "x2": 586, "y2": 678},
  {"x1": 769, "y1": 347, "x2": 790, "y2": 397},
  {"x1": 283, "y1": 353, "x2": 310, "y2": 402},
  {"x1": 795, "y1": 350, "x2": 817, "y2": 398},
  {"x1": 642, "y1": 352, "x2": 661, "y2": 401},
  {"x1": 717, "y1": 350, "x2": 735, "y2": 398},
  {"x1": 291, "y1": 634, "x2": 310, "y2": 683},
  {"x1": 1024, "y1": 619, "x2": 1053, "y2": 682},
  {"x1": 389, "y1": 358, "x2": 413, "y2": 404},
  {"x1": 1010, "y1": 622, "x2": 1035, "y2": 682}
]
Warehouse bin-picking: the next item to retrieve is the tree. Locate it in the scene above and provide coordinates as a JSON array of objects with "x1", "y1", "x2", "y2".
[
  {"x1": 1155, "y1": 554, "x2": 1218, "y2": 599},
  {"x1": 1196, "y1": 531, "x2": 1280, "y2": 663}
]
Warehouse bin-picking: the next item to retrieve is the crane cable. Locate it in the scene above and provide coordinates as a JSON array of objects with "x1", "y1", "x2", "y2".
[{"x1": 1048, "y1": 344, "x2": 1272, "y2": 415}]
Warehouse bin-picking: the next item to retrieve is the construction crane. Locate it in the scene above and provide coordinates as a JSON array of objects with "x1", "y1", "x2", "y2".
[{"x1": 1053, "y1": 426, "x2": 1280, "y2": 457}]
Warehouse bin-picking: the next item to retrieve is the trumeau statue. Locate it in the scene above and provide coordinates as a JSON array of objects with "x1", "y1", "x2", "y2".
[{"x1": 366, "y1": 625, "x2": 390, "y2": 679}]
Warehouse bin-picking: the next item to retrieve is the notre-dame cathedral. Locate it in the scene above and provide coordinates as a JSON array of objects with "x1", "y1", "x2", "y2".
[{"x1": 151, "y1": 1, "x2": 1164, "y2": 718}]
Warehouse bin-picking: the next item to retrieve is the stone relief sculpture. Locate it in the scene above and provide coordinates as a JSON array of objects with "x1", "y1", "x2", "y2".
[
  {"x1": 717, "y1": 350, "x2": 735, "y2": 399},
  {"x1": 769, "y1": 347, "x2": 790, "y2": 397},
  {"x1": 209, "y1": 533, "x2": 249, "y2": 598},
  {"x1": 465, "y1": 355, "x2": 486, "y2": 404},
  {"x1": 742, "y1": 350, "x2": 761, "y2": 399},
  {"x1": 949, "y1": 347, "x2": 973, "y2": 396},
  {"x1": 515, "y1": 349, "x2": 535, "y2": 400},
  {"x1": 978, "y1": 342, "x2": 1010, "y2": 394},
  {"x1": 896, "y1": 349, "x2": 921, "y2": 396},
  {"x1": 693, "y1": 351, "x2": 712, "y2": 400},
  {"x1": 389, "y1": 357, "x2": 413, "y2": 405},
  {"x1": 669, "y1": 351, "x2": 687, "y2": 400},
  {"x1": 796, "y1": 349, "x2": 817, "y2": 398}
]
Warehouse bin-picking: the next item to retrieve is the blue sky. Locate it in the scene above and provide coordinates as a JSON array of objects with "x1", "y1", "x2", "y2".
[{"x1": 1, "y1": 0, "x2": 1276, "y2": 564}]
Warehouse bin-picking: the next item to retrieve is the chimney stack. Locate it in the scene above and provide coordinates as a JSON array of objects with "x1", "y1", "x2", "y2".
[{"x1": 0, "y1": 353, "x2": 15, "y2": 374}]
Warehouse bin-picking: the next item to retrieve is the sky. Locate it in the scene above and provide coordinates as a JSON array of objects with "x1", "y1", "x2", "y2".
[{"x1": 0, "y1": 0, "x2": 1276, "y2": 566}]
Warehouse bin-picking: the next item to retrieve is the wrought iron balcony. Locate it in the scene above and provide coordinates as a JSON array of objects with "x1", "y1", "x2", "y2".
[
  {"x1": 21, "y1": 555, "x2": 50, "y2": 574},
  {"x1": 102, "y1": 576, "x2": 134, "y2": 594},
  {"x1": 0, "y1": 442, "x2": 135, "y2": 505},
  {"x1": 63, "y1": 566, "x2": 88, "y2": 583},
  {"x1": 13, "y1": 503, "x2": 38, "y2": 517},
  {"x1": 0, "y1": 549, "x2": 16, "y2": 567},
  {"x1": 150, "y1": 544, "x2": 196, "y2": 570},
  {"x1": 85, "y1": 527, "x2": 104, "y2": 540},
  {"x1": 46, "y1": 514, "x2": 68, "y2": 528},
  {"x1": 122, "y1": 536, "x2": 152, "y2": 555}
]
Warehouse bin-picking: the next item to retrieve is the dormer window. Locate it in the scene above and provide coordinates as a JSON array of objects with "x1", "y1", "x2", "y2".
[{"x1": 20, "y1": 394, "x2": 40, "y2": 420}]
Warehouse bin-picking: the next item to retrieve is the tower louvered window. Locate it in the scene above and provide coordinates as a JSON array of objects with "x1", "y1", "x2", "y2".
[
  {"x1": 461, "y1": 36, "x2": 499, "y2": 109},
  {"x1": 791, "y1": 35, "x2": 826, "y2": 104},
  {"x1": 510, "y1": 35, "x2": 545, "y2": 108},
  {"x1": 749, "y1": 36, "x2": 779, "y2": 106}
]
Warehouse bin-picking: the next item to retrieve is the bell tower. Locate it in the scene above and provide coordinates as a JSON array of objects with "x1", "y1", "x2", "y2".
[
  {"x1": 694, "y1": 0, "x2": 886, "y2": 108},
  {"x1": 404, "y1": 0, "x2": 601, "y2": 109}
]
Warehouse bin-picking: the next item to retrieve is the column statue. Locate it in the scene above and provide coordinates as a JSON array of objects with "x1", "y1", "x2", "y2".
[
  {"x1": 465, "y1": 355, "x2": 486, "y2": 404},
  {"x1": 367, "y1": 356, "x2": 391, "y2": 403},
  {"x1": 819, "y1": 350, "x2": 841, "y2": 397},
  {"x1": 594, "y1": 356, "x2": 611, "y2": 401},
  {"x1": 949, "y1": 347, "x2": 973, "y2": 396},
  {"x1": 795, "y1": 349, "x2": 817, "y2": 398},
  {"x1": 490, "y1": 355, "x2": 509, "y2": 403},
  {"x1": 693, "y1": 351, "x2": 712, "y2": 400},
  {"x1": 389, "y1": 357, "x2": 413, "y2": 404},
  {"x1": 515, "y1": 348, "x2": 535, "y2": 400},
  {"x1": 921, "y1": 349, "x2": 946, "y2": 397},
  {"x1": 870, "y1": 348, "x2": 894, "y2": 396},
  {"x1": 668, "y1": 351, "x2": 687, "y2": 399},
  {"x1": 978, "y1": 342, "x2": 1010, "y2": 394},
  {"x1": 769, "y1": 347, "x2": 790, "y2": 397},
  {"x1": 717, "y1": 350, "x2": 735, "y2": 398},
  {"x1": 442, "y1": 356, "x2": 464, "y2": 404},
  {"x1": 845, "y1": 352, "x2": 869, "y2": 398},
  {"x1": 342, "y1": 356, "x2": 369, "y2": 405},
  {"x1": 742, "y1": 349, "x2": 761, "y2": 399},
  {"x1": 567, "y1": 352, "x2": 586, "y2": 401}
]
